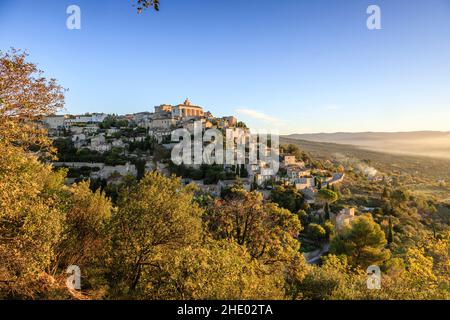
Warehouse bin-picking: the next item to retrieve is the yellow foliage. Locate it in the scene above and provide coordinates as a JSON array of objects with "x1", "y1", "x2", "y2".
[{"x1": 0, "y1": 142, "x2": 65, "y2": 298}]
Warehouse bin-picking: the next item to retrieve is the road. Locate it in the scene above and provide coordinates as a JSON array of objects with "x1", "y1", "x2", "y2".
[{"x1": 304, "y1": 244, "x2": 330, "y2": 264}]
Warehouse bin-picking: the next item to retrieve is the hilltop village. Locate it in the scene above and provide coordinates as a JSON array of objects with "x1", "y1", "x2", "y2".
[{"x1": 42, "y1": 99, "x2": 370, "y2": 247}]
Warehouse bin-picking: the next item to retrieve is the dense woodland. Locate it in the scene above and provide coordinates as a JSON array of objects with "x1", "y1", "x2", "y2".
[{"x1": 1, "y1": 49, "x2": 449, "y2": 300}]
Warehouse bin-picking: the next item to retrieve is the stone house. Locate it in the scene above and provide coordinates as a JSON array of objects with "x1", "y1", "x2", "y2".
[{"x1": 333, "y1": 207, "x2": 356, "y2": 230}]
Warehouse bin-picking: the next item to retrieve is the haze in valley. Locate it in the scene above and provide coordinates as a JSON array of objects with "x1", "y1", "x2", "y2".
[{"x1": 284, "y1": 131, "x2": 450, "y2": 160}]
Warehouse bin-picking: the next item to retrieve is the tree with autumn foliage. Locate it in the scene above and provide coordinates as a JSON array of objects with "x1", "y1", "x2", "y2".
[
  {"x1": 204, "y1": 184, "x2": 309, "y2": 299},
  {"x1": 0, "y1": 142, "x2": 67, "y2": 298},
  {"x1": 57, "y1": 182, "x2": 113, "y2": 294},
  {"x1": 0, "y1": 49, "x2": 65, "y2": 156},
  {"x1": 205, "y1": 185, "x2": 302, "y2": 264},
  {"x1": 142, "y1": 239, "x2": 285, "y2": 300}
]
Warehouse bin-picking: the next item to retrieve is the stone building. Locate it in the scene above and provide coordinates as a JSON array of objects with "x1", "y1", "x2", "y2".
[
  {"x1": 154, "y1": 104, "x2": 173, "y2": 115},
  {"x1": 172, "y1": 99, "x2": 205, "y2": 118},
  {"x1": 150, "y1": 117, "x2": 177, "y2": 130},
  {"x1": 43, "y1": 115, "x2": 66, "y2": 130},
  {"x1": 283, "y1": 156, "x2": 297, "y2": 166},
  {"x1": 333, "y1": 208, "x2": 356, "y2": 230},
  {"x1": 219, "y1": 116, "x2": 237, "y2": 127},
  {"x1": 294, "y1": 177, "x2": 315, "y2": 190},
  {"x1": 153, "y1": 99, "x2": 205, "y2": 120}
]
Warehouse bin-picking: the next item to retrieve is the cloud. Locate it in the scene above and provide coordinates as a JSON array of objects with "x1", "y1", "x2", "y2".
[
  {"x1": 235, "y1": 108, "x2": 284, "y2": 125},
  {"x1": 326, "y1": 105, "x2": 341, "y2": 111}
]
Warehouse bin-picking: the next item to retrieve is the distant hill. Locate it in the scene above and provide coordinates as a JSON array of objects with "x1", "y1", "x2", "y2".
[
  {"x1": 279, "y1": 137, "x2": 450, "y2": 183},
  {"x1": 283, "y1": 131, "x2": 450, "y2": 159}
]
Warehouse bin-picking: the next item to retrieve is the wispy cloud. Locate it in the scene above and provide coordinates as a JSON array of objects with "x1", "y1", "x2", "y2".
[
  {"x1": 326, "y1": 105, "x2": 341, "y2": 111},
  {"x1": 235, "y1": 108, "x2": 284, "y2": 125}
]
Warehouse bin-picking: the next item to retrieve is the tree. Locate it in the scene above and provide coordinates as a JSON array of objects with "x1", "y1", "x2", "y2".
[
  {"x1": 109, "y1": 172, "x2": 203, "y2": 295},
  {"x1": 324, "y1": 202, "x2": 331, "y2": 220},
  {"x1": 306, "y1": 224, "x2": 327, "y2": 246},
  {"x1": 239, "y1": 164, "x2": 249, "y2": 178},
  {"x1": 270, "y1": 185, "x2": 304, "y2": 213},
  {"x1": 135, "y1": 0, "x2": 160, "y2": 13},
  {"x1": 236, "y1": 121, "x2": 248, "y2": 129},
  {"x1": 317, "y1": 188, "x2": 338, "y2": 203},
  {"x1": 205, "y1": 188, "x2": 302, "y2": 265},
  {"x1": 143, "y1": 239, "x2": 285, "y2": 300},
  {"x1": 330, "y1": 215, "x2": 390, "y2": 268},
  {"x1": 0, "y1": 49, "x2": 65, "y2": 156},
  {"x1": 0, "y1": 142, "x2": 66, "y2": 298},
  {"x1": 297, "y1": 255, "x2": 365, "y2": 300},
  {"x1": 57, "y1": 181, "x2": 112, "y2": 293},
  {"x1": 391, "y1": 189, "x2": 407, "y2": 205},
  {"x1": 132, "y1": 158, "x2": 147, "y2": 180},
  {"x1": 317, "y1": 189, "x2": 338, "y2": 208},
  {"x1": 284, "y1": 253, "x2": 310, "y2": 300},
  {"x1": 382, "y1": 186, "x2": 390, "y2": 199},
  {"x1": 387, "y1": 216, "x2": 394, "y2": 244},
  {"x1": 280, "y1": 144, "x2": 308, "y2": 162},
  {"x1": 296, "y1": 209, "x2": 309, "y2": 228},
  {"x1": 317, "y1": 179, "x2": 322, "y2": 190},
  {"x1": 323, "y1": 220, "x2": 335, "y2": 241}
]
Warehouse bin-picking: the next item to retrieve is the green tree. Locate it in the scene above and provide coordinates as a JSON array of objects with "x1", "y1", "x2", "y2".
[
  {"x1": 387, "y1": 216, "x2": 395, "y2": 244},
  {"x1": 324, "y1": 202, "x2": 331, "y2": 220},
  {"x1": 280, "y1": 144, "x2": 308, "y2": 162},
  {"x1": 306, "y1": 224, "x2": 327, "y2": 246},
  {"x1": 297, "y1": 255, "x2": 365, "y2": 300},
  {"x1": 323, "y1": 220, "x2": 335, "y2": 241},
  {"x1": 296, "y1": 209, "x2": 309, "y2": 228},
  {"x1": 110, "y1": 172, "x2": 203, "y2": 296},
  {"x1": 382, "y1": 186, "x2": 390, "y2": 199},
  {"x1": 270, "y1": 185, "x2": 304, "y2": 213},
  {"x1": 330, "y1": 215, "x2": 390, "y2": 268},
  {"x1": 239, "y1": 164, "x2": 249, "y2": 178},
  {"x1": 391, "y1": 189, "x2": 408, "y2": 205},
  {"x1": 317, "y1": 189, "x2": 338, "y2": 205}
]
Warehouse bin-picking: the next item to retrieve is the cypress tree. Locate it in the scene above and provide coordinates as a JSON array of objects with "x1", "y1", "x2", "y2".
[
  {"x1": 387, "y1": 217, "x2": 394, "y2": 244},
  {"x1": 324, "y1": 202, "x2": 331, "y2": 221}
]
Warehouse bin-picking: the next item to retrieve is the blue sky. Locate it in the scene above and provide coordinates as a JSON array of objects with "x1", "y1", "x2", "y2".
[{"x1": 1, "y1": 0, "x2": 450, "y2": 134}]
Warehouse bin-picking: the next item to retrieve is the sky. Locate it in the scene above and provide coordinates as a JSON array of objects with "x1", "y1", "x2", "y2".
[{"x1": 1, "y1": 0, "x2": 450, "y2": 134}]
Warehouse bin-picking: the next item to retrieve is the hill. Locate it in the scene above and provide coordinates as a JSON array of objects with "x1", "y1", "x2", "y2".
[
  {"x1": 284, "y1": 131, "x2": 450, "y2": 159},
  {"x1": 280, "y1": 137, "x2": 450, "y2": 204}
]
